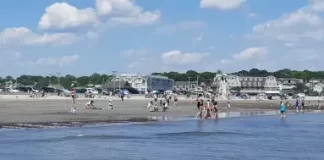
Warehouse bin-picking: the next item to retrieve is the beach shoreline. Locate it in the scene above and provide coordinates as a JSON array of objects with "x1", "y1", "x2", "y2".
[{"x1": 0, "y1": 96, "x2": 323, "y2": 129}]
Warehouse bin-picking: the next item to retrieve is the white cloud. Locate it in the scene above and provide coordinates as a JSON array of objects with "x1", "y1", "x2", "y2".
[
  {"x1": 195, "y1": 33, "x2": 203, "y2": 41},
  {"x1": 310, "y1": 0, "x2": 324, "y2": 12},
  {"x1": 35, "y1": 54, "x2": 79, "y2": 67},
  {"x1": 128, "y1": 61, "x2": 141, "y2": 68},
  {"x1": 96, "y1": 0, "x2": 141, "y2": 16},
  {"x1": 96, "y1": 0, "x2": 160, "y2": 26},
  {"x1": 85, "y1": 31, "x2": 100, "y2": 39},
  {"x1": 250, "y1": 7, "x2": 323, "y2": 42},
  {"x1": 0, "y1": 27, "x2": 78, "y2": 46},
  {"x1": 155, "y1": 21, "x2": 206, "y2": 35},
  {"x1": 39, "y1": 2, "x2": 99, "y2": 30},
  {"x1": 221, "y1": 59, "x2": 231, "y2": 64},
  {"x1": 122, "y1": 48, "x2": 148, "y2": 56},
  {"x1": 200, "y1": 0, "x2": 245, "y2": 10},
  {"x1": 232, "y1": 47, "x2": 268, "y2": 61},
  {"x1": 161, "y1": 50, "x2": 210, "y2": 64},
  {"x1": 248, "y1": 13, "x2": 257, "y2": 18}
]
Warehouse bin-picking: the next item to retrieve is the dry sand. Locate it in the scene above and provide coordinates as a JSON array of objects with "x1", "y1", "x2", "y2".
[{"x1": 0, "y1": 98, "x2": 321, "y2": 128}]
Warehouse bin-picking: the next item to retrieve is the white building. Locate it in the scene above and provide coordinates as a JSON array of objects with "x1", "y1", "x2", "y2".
[
  {"x1": 173, "y1": 81, "x2": 198, "y2": 92},
  {"x1": 313, "y1": 83, "x2": 324, "y2": 93},
  {"x1": 213, "y1": 74, "x2": 279, "y2": 94},
  {"x1": 111, "y1": 74, "x2": 174, "y2": 93}
]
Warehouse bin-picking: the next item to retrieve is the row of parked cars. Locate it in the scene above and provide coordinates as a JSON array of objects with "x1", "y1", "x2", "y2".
[{"x1": 0, "y1": 87, "x2": 34, "y2": 93}]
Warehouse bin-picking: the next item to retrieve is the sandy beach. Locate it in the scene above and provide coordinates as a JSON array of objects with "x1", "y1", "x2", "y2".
[{"x1": 0, "y1": 95, "x2": 322, "y2": 128}]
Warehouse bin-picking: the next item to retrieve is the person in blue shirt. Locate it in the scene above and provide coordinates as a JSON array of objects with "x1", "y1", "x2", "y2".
[{"x1": 280, "y1": 101, "x2": 286, "y2": 119}]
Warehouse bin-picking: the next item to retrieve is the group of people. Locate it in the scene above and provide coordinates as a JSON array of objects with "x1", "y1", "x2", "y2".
[
  {"x1": 70, "y1": 99, "x2": 114, "y2": 114},
  {"x1": 147, "y1": 93, "x2": 179, "y2": 112},
  {"x1": 195, "y1": 94, "x2": 232, "y2": 119}
]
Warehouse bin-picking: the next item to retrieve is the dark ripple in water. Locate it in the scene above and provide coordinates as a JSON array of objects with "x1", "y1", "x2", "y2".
[{"x1": 155, "y1": 130, "x2": 254, "y2": 137}]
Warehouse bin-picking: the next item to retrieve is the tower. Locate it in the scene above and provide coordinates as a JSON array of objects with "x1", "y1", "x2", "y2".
[{"x1": 213, "y1": 73, "x2": 229, "y2": 99}]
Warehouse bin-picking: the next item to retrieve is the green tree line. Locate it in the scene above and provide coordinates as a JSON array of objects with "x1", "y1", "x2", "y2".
[
  {"x1": 1, "y1": 68, "x2": 323, "y2": 89},
  {"x1": 0, "y1": 73, "x2": 112, "y2": 89}
]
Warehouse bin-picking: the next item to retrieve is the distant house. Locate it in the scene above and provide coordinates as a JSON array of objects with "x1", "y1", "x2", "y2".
[
  {"x1": 313, "y1": 83, "x2": 324, "y2": 93},
  {"x1": 173, "y1": 81, "x2": 198, "y2": 92},
  {"x1": 277, "y1": 78, "x2": 303, "y2": 85},
  {"x1": 111, "y1": 74, "x2": 174, "y2": 94},
  {"x1": 102, "y1": 81, "x2": 138, "y2": 94}
]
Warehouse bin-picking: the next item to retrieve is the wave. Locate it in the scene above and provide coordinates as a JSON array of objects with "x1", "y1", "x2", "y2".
[
  {"x1": 155, "y1": 131, "x2": 253, "y2": 137},
  {"x1": 1, "y1": 134, "x2": 144, "y2": 144},
  {"x1": 37, "y1": 134, "x2": 144, "y2": 142}
]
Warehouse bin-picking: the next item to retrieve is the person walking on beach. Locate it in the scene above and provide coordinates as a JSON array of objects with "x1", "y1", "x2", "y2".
[
  {"x1": 173, "y1": 94, "x2": 178, "y2": 107},
  {"x1": 280, "y1": 101, "x2": 286, "y2": 119},
  {"x1": 227, "y1": 101, "x2": 231, "y2": 110},
  {"x1": 120, "y1": 91, "x2": 125, "y2": 101}
]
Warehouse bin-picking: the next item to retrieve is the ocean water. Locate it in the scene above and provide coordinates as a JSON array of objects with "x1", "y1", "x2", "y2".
[{"x1": 1, "y1": 114, "x2": 324, "y2": 160}]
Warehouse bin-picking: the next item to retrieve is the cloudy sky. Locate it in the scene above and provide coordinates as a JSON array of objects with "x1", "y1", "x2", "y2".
[{"x1": 0, "y1": 0, "x2": 323, "y2": 76}]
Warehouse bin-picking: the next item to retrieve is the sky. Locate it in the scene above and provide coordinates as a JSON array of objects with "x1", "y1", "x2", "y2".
[{"x1": 0, "y1": 0, "x2": 323, "y2": 77}]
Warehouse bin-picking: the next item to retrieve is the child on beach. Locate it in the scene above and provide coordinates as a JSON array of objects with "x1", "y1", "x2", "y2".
[
  {"x1": 108, "y1": 100, "x2": 113, "y2": 109},
  {"x1": 70, "y1": 107, "x2": 77, "y2": 114},
  {"x1": 163, "y1": 100, "x2": 169, "y2": 112},
  {"x1": 280, "y1": 102, "x2": 286, "y2": 119},
  {"x1": 85, "y1": 100, "x2": 94, "y2": 109}
]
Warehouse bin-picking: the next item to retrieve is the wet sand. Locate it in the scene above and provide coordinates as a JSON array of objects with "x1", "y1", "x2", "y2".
[{"x1": 0, "y1": 98, "x2": 321, "y2": 128}]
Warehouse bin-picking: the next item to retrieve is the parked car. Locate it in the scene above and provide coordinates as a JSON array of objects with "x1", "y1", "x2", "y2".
[
  {"x1": 18, "y1": 87, "x2": 39, "y2": 93},
  {"x1": 57, "y1": 89, "x2": 71, "y2": 97},
  {"x1": 6, "y1": 87, "x2": 20, "y2": 93},
  {"x1": 42, "y1": 86, "x2": 56, "y2": 93},
  {"x1": 85, "y1": 88, "x2": 99, "y2": 94}
]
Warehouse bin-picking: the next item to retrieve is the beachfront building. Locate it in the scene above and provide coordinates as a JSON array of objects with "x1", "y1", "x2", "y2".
[
  {"x1": 173, "y1": 81, "x2": 199, "y2": 92},
  {"x1": 277, "y1": 78, "x2": 303, "y2": 94},
  {"x1": 277, "y1": 78, "x2": 304, "y2": 85},
  {"x1": 111, "y1": 74, "x2": 174, "y2": 93},
  {"x1": 212, "y1": 73, "x2": 280, "y2": 95}
]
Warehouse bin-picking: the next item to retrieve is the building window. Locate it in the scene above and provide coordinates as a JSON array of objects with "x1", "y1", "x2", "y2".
[{"x1": 243, "y1": 82, "x2": 246, "y2": 86}]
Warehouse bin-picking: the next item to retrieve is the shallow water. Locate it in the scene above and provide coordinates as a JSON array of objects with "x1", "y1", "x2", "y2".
[{"x1": 0, "y1": 113, "x2": 324, "y2": 160}]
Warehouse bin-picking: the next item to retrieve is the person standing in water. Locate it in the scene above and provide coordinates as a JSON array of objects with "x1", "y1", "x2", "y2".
[
  {"x1": 196, "y1": 95, "x2": 203, "y2": 119},
  {"x1": 295, "y1": 98, "x2": 301, "y2": 112},
  {"x1": 204, "y1": 99, "x2": 212, "y2": 119},
  {"x1": 212, "y1": 100, "x2": 219, "y2": 119},
  {"x1": 280, "y1": 101, "x2": 286, "y2": 119}
]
